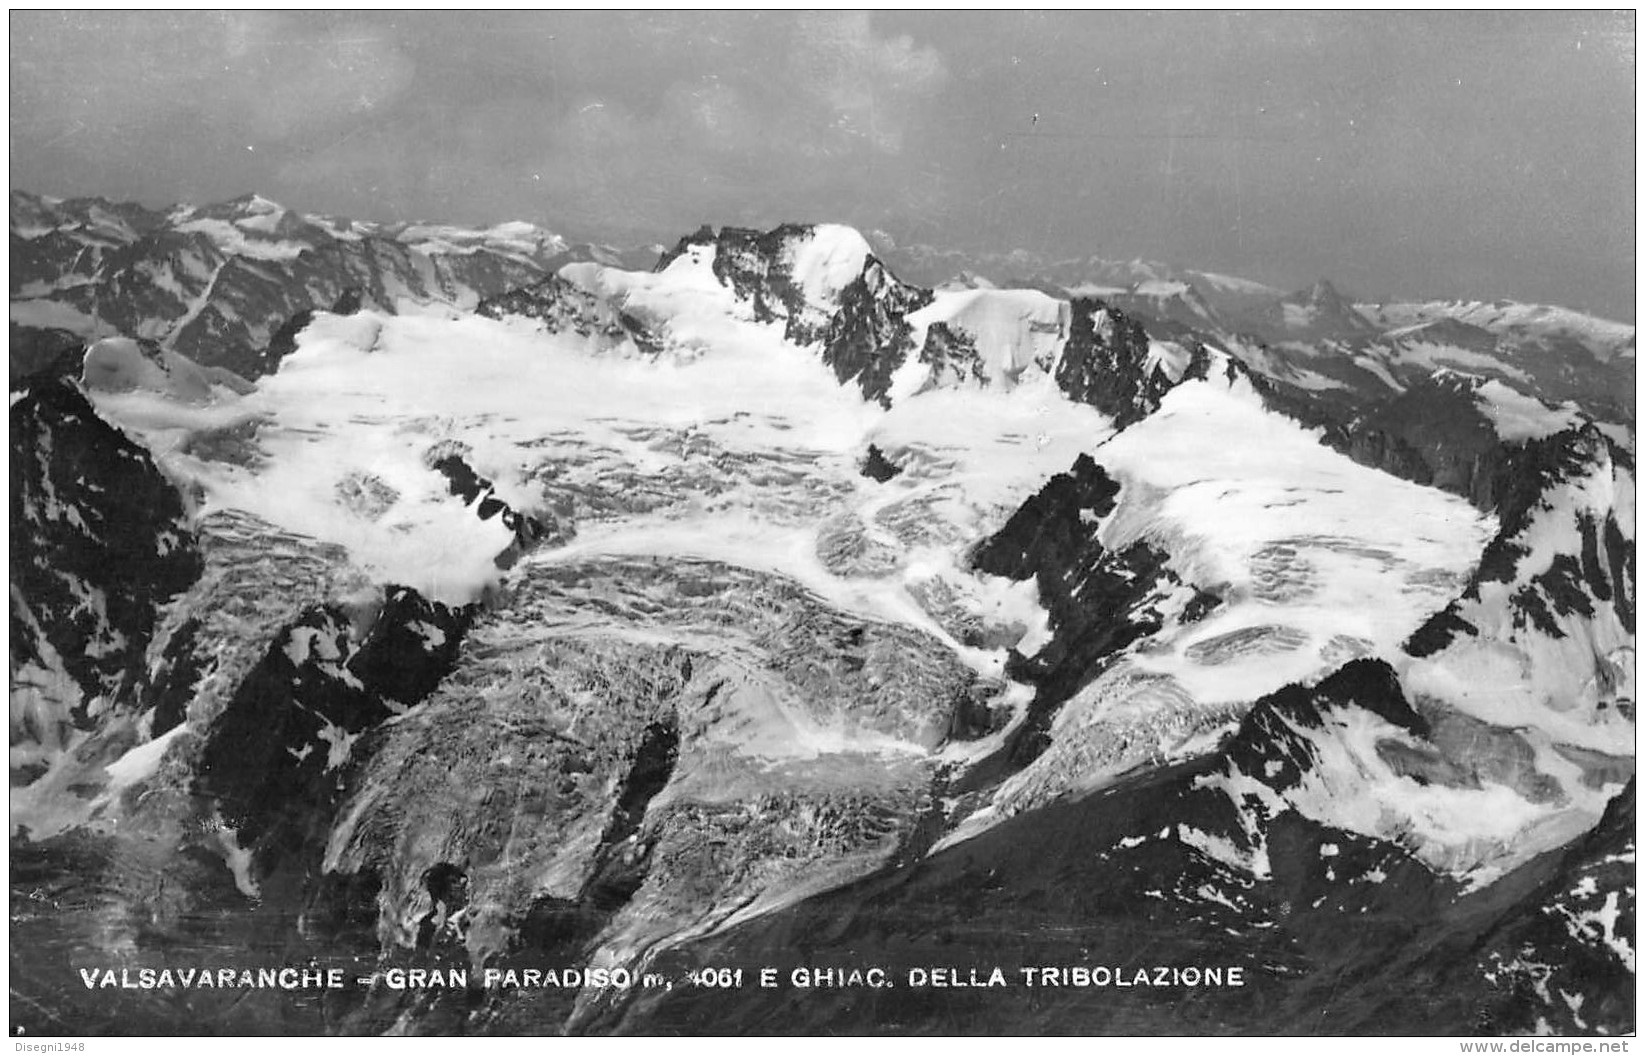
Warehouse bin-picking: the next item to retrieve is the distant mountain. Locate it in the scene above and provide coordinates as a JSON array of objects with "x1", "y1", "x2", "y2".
[
  {"x1": 9, "y1": 191, "x2": 661, "y2": 379},
  {"x1": 1364, "y1": 299, "x2": 1636, "y2": 364},
  {"x1": 866, "y1": 236, "x2": 1634, "y2": 424},
  {"x1": 869, "y1": 233, "x2": 1283, "y2": 320},
  {"x1": 1239, "y1": 278, "x2": 1379, "y2": 340}
]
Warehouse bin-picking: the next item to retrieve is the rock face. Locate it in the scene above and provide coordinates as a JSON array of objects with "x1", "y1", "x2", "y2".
[
  {"x1": 657, "y1": 224, "x2": 854, "y2": 345},
  {"x1": 1052, "y1": 299, "x2": 1225, "y2": 427},
  {"x1": 253, "y1": 288, "x2": 364, "y2": 379},
  {"x1": 818, "y1": 259, "x2": 935, "y2": 407},
  {"x1": 422, "y1": 440, "x2": 566, "y2": 567},
  {"x1": 654, "y1": 223, "x2": 934, "y2": 405},
  {"x1": 196, "y1": 587, "x2": 476, "y2": 856},
  {"x1": 1471, "y1": 779, "x2": 1636, "y2": 1036},
  {"x1": 859, "y1": 444, "x2": 902, "y2": 483},
  {"x1": 6, "y1": 202, "x2": 1635, "y2": 1038},
  {"x1": 1409, "y1": 425, "x2": 1634, "y2": 656},
  {"x1": 8, "y1": 323, "x2": 85, "y2": 384},
  {"x1": 10, "y1": 378, "x2": 202, "y2": 782},
  {"x1": 603, "y1": 668, "x2": 1634, "y2": 1037},
  {"x1": 968, "y1": 454, "x2": 1218, "y2": 775},
  {"x1": 1329, "y1": 371, "x2": 1510, "y2": 505},
  {"x1": 476, "y1": 273, "x2": 663, "y2": 357}
]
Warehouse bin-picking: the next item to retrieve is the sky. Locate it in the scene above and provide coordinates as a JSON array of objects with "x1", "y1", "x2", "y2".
[{"x1": 9, "y1": 10, "x2": 1637, "y2": 320}]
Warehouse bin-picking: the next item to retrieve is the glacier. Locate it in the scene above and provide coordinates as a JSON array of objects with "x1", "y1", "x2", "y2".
[{"x1": 7, "y1": 199, "x2": 1635, "y2": 1037}]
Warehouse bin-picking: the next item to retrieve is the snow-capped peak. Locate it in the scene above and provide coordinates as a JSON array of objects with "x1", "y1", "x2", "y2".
[
  {"x1": 1364, "y1": 298, "x2": 1637, "y2": 365},
  {"x1": 785, "y1": 223, "x2": 874, "y2": 313},
  {"x1": 233, "y1": 192, "x2": 284, "y2": 216},
  {"x1": 1253, "y1": 277, "x2": 1377, "y2": 337}
]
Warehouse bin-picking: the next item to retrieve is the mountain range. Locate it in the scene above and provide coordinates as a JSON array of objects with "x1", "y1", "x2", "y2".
[{"x1": 8, "y1": 191, "x2": 1635, "y2": 1037}]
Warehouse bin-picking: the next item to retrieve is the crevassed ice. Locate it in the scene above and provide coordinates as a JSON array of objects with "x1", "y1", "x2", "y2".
[{"x1": 82, "y1": 258, "x2": 1111, "y2": 676}]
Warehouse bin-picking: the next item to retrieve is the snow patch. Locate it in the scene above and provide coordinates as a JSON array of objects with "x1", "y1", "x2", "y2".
[
  {"x1": 174, "y1": 216, "x2": 307, "y2": 260},
  {"x1": 102, "y1": 724, "x2": 188, "y2": 792},
  {"x1": 1474, "y1": 379, "x2": 1586, "y2": 442},
  {"x1": 785, "y1": 225, "x2": 872, "y2": 311}
]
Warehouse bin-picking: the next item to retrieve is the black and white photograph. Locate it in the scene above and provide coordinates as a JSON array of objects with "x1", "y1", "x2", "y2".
[{"x1": 7, "y1": 9, "x2": 1636, "y2": 1038}]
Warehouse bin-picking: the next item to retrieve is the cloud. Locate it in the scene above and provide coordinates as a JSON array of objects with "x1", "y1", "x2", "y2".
[
  {"x1": 789, "y1": 12, "x2": 948, "y2": 153},
  {"x1": 260, "y1": 13, "x2": 952, "y2": 238},
  {"x1": 15, "y1": 11, "x2": 950, "y2": 236},
  {"x1": 10, "y1": 15, "x2": 957, "y2": 267},
  {"x1": 12, "y1": 12, "x2": 415, "y2": 146},
  {"x1": 213, "y1": 13, "x2": 417, "y2": 141}
]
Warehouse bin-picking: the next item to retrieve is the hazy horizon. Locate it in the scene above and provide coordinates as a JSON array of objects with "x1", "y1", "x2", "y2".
[{"x1": 10, "y1": 10, "x2": 1636, "y2": 320}]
